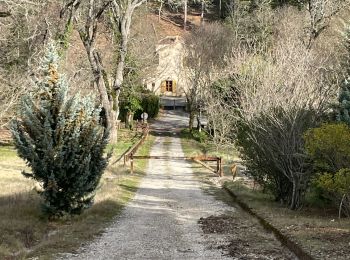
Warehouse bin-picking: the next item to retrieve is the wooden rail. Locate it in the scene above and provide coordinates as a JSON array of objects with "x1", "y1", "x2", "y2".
[
  {"x1": 123, "y1": 124, "x2": 149, "y2": 165},
  {"x1": 129, "y1": 154, "x2": 223, "y2": 177},
  {"x1": 131, "y1": 155, "x2": 219, "y2": 161}
]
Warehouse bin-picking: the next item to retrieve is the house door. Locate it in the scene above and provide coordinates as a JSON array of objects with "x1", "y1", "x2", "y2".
[
  {"x1": 161, "y1": 80, "x2": 177, "y2": 94},
  {"x1": 166, "y1": 80, "x2": 173, "y2": 92}
]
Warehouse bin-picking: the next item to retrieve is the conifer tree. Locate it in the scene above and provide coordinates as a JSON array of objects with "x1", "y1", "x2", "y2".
[
  {"x1": 337, "y1": 23, "x2": 350, "y2": 125},
  {"x1": 11, "y1": 43, "x2": 110, "y2": 218}
]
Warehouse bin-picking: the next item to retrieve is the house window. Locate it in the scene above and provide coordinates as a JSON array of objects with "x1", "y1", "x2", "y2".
[{"x1": 166, "y1": 80, "x2": 173, "y2": 92}]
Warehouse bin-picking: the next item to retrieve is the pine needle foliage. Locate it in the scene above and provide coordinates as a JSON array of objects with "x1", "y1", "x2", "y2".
[{"x1": 11, "y1": 43, "x2": 110, "y2": 218}]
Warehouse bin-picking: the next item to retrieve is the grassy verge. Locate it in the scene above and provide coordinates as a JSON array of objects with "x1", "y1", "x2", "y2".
[
  {"x1": 106, "y1": 128, "x2": 143, "y2": 156},
  {"x1": 0, "y1": 130, "x2": 155, "y2": 260},
  {"x1": 179, "y1": 129, "x2": 238, "y2": 178},
  {"x1": 224, "y1": 181, "x2": 350, "y2": 259},
  {"x1": 178, "y1": 139, "x2": 295, "y2": 258},
  {"x1": 180, "y1": 132, "x2": 350, "y2": 259}
]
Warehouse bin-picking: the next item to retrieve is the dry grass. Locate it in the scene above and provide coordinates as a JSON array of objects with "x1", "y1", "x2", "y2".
[
  {"x1": 182, "y1": 149, "x2": 295, "y2": 259},
  {"x1": 225, "y1": 181, "x2": 350, "y2": 259},
  {"x1": 0, "y1": 131, "x2": 155, "y2": 260},
  {"x1": 181, "y1": 134, "x2": 350, "y2": 259}
]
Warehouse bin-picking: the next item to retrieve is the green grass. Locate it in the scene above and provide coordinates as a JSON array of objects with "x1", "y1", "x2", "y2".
[
  {"x1": 133, "y1": 134, "x2": 156, "y2": 170},
  {"x1": 179, "y1": 129, "x2": 239, "y2": 177},
  {"x1": 106, "y1": 128, "x2": 142, "y2": 156},
  {"x1": 0, "y1": 129, "x2": 155, "y2": 259},
  {"x1": 0, "y1": 146, "x2": 17, "y2": 159}
]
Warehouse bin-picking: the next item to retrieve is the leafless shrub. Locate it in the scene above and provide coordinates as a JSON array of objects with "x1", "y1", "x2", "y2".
[
  {"x1": 183, "y1": 22, "x2": 232, "y2": 129},
  {"x1": 227, "y1": 12, "x2": 340, "y2": 209}
]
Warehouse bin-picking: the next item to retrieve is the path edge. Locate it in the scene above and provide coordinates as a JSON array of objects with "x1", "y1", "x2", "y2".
[{"x1": 223, "y1": 183, "x2": 314, "y2": 260}]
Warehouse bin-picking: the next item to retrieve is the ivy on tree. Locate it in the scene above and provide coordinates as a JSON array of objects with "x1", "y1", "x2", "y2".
[{"x1": 11, "y1": 43, "x2": 110, "y2": 218}]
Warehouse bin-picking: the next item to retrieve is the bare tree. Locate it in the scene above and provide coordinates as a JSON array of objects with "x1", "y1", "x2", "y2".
[
  {"x1": 110, "y1": 0, "x2": 146, "y2": 121},
  {"x1": 305, "y1": 0, "x2": 350, "y2": 48},
  {"x1": 203, "y1": 77, "x2": 238, "y2": 145},
  {"x1": 61, "y1": 0, "x2": 115, "y2": 135},
  {"x1": 0, "y1": 0, "x2": 57, "y2": 125},
  {"x1": 183, "y1": 22, "x2": 231, "y2": 129},
  {"x1": 229, "y1": 21, "x2": 339, "y2": 208},
  {"x1": 61, "y1": 0, "x2": 146, "y2": 141}
]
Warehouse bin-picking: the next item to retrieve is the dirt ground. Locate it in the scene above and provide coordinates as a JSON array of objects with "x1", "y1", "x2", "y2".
[
  {"x1": 59, "y1": 111, "x2": 234, "y2": 259},
  {"x1": 224, "y1": 181, "x2": 350, "y2": 260},
  {"x1": 58, "y1": 111, "x2": 299, "y2": 259},
  {"x1": 199, "y1": 214, "x2": 296, "y2": 260}
]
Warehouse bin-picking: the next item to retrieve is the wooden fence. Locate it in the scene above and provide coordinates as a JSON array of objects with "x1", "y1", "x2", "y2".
[
  {"x1": 129, "y1": 155, "x2": 223, "y2": 177},
  {"x1": 123, "y1": 124, "x2": 149, "y2": 165},
  {"x1": 115, "y1": 122, "x2": 224, "y2": 177}
]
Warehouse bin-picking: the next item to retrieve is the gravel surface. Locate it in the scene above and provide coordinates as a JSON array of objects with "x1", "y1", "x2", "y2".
[{"x1": 59, "y1": 111, "x2": 233, "y2": 260}]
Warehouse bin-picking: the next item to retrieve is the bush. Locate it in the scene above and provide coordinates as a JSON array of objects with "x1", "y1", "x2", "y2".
[
  {"x1": 181, "y1": 128, "x2": 208, "y2": 143},
  {"x1": 236, "y1": 113, "x2": 292, "y2": 204},
  {"x1": 314, "y1": 169, "x2": 350, "y2": 217},
  {"x1": 11, "y1": 43, "x2": 109, "y2": 218},
  {"x1": 141, "y1": 93, "x2": 160, "y2": 118},
  {"x1": 304, "y1": 123, "x2": 350, "y2": 173},
  {"x1": 235, "y1": 108, "x2": 318, "y2": 209},
  {"x1": 304, "y1": 123, "x2": 350, "y2": 216},
  {"x1": 120, "y1": 92, "x2": 160, "y2": 122}
]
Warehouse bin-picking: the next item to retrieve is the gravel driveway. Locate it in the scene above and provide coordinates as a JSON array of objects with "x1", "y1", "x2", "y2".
[{"x1": 60, "y1": 111, "x2": 233, "y2": 260}]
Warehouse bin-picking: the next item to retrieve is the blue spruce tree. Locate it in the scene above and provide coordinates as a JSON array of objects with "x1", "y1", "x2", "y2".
[
  {"x1": 337, "y1": 23, "x2": 350, "y2": 125},
  {"x1": 11, "y1": 43, "x2": 110, "y2": 218},
  {"x1": 337, "y1": 79, "x2": 350, "y2": 124}
]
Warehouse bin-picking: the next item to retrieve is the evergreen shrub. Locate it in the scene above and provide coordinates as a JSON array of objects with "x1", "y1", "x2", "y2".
[
  {"x1": 304, "y1": 123, "x2": 350, "y2": 216},
  {"x1": 314, "y1": 169, "x2": 350, "y2": 217},
  {"x1": 11, "y1": 43, "x2": 110, "y2": 218},
  {"x1": 141, "y1": 93, "x2": 160, "y2": 119}
]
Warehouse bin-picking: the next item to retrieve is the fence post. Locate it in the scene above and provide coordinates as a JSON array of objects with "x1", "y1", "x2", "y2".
[
  {"x1": 216, "y1": 158, "x2": 220, "y2": 175},
  {"x1": 219, "y1": 158, "x2": 223, "y2": 177},
  {"x1": 130, "y1": 153, "x2": 134, "y2": 174}
]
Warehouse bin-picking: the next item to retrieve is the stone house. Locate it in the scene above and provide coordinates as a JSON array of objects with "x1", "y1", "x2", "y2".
[{"x1": 144, "y1": 36, "x2": 186, "y2": 96}]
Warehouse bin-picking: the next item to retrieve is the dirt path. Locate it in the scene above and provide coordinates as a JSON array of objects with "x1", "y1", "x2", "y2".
[{"x1": 60, "y1": 111, "x2": 232, "y2": 259}]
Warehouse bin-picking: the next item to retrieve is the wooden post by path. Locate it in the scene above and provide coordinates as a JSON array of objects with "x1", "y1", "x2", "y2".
[
  {"x1": 219, "y1": 158, "x2": 223, "y2": 177},
  {"x1": 130, "y1": 153, "x2": 134, "y2": 174},
  {"x1": 216, "y1": 158, "x2": 220, "y2": 175}
]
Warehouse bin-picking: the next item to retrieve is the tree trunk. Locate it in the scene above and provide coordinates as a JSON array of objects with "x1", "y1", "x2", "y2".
[
  {"x1": 108, "y1": 110, "x2": 117, "y2": 142},
  {"x1": 197, "y1": 110, "x2": 202, "y2": 132},
  {"x1": 158, "y1": 1, "x2": 163, "y2": 22},
  {"x1": 184, "y1": 0, "x2": 187, "y2": 30},
  {"x1": 126, "y1": 111, "x2": 134, "y2": 129},
  {"x1": 189, "y1": 111, "x2": 195, "y2": 130},
  {"x1": 81, "y1": 38, "x2": 117, "y2": 141},
  {"x1": 112, "y1": 10, "x2": 131, "y2": 127},
  {"x1": 201, "y1": 0, "x2": 204, "y2": 25},
  {"x1": 290, "y1": 176, "x2": 301, "y2": 210}
]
